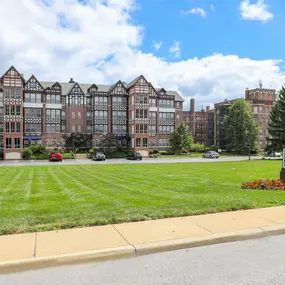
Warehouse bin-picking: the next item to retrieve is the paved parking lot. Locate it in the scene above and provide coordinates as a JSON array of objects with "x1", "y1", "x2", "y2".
[{"x1": 0, "y1": 156, "x2": 261, "y2": 167}]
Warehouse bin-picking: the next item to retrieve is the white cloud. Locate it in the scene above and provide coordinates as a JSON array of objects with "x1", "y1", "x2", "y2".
[
  {"x1": 168, "y1": 41, "x2": 181, "y2": 58},
  {"x1": 211, "y1": 4, "x2": 215, "y2": 12},
  {"x1": 152, "y1": 40, "x2": 163, "y2": 51},
  {"x1": 240, "y1": 0, "x2": 273, "y2": 22},
  {"x1": 0, "y1": 0, "x2": 284, "y2": 111},
  {"x1": 181, "y1": 8, "x2": 207, "y2": 17}
]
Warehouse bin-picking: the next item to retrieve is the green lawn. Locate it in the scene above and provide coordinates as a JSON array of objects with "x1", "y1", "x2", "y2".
[{"x1": 0, "y1": 160, "x2": 284, "y2": 235}]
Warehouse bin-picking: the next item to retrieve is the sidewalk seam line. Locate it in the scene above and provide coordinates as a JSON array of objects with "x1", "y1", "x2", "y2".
[
  {"x1": 111, "y1": 225, "x2": 135, "y2": 250},
  {"x1": 33, "y1": 232, "x2": 37, "y2": 257},
  {"x1": 182, "y1": 218, "x2": 214, "y2": 234}
]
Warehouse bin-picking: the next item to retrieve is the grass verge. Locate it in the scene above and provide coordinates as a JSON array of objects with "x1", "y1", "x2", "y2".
[{"x1": 0, "y1": 160, "x2": 283, "y2": 235}]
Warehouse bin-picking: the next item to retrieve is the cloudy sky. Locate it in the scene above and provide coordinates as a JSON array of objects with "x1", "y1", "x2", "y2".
[{"x1": 0, "y1": 0, "x2": 285, "y2": 110}]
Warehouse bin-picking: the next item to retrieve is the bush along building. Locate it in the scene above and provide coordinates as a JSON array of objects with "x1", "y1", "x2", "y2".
[{"x1": 0, "y1": 66, "x2": 184, "y2": 160}]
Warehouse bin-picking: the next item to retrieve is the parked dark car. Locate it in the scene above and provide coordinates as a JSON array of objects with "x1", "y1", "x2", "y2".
[
  {"x1": 202, "y1": 151, "x2": 220, "y2": 159},
  {"x1": 49, "y1": 152, "x2": 63, "y2": 162},
  {"x1": 127, "y1": 152, "x2": 142, "y2": 160},
  {"x1": 93, "y1": 152, "x2": 106, "y2": 161}
]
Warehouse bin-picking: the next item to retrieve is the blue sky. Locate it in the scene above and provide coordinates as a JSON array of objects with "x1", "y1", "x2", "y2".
[
  {"x1": 0, "y1": 0, "x2": 285, "y2": 110},
  {"x1": 135, "y1": 0, "x2": 284, "y2": 61}
]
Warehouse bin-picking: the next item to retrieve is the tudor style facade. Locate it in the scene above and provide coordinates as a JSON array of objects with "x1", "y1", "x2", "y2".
[{"x1": 0, "y1": 66, "x2": 184, "y2": 160}]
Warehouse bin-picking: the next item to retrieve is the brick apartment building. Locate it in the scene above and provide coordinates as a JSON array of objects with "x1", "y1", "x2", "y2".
[
  {"x1": 0, "y1": 66, "x2": 184, "y2": 160},
  {"x1": 183, "y1": 98, "x2": 214, "y2": 146},
  {"x1": 213, "y1": 83, "x2": 276, "y2": 150}
]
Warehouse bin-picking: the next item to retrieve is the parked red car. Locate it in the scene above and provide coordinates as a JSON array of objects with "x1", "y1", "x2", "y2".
[{"x1": 49, "y1": 152, "x2": 63, "y2": 162}]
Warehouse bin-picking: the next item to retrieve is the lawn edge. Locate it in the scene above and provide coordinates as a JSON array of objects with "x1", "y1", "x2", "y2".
[{"x1": 2, "y1": 224, "x2": 285, "y2": 274}]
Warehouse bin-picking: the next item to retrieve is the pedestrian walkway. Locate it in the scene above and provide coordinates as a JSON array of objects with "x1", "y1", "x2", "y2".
[{"x1": 1, "y1": 206, "x2": 285, "y2": 272}]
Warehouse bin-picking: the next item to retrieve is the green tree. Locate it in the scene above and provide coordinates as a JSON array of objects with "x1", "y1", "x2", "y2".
[
  {"x1": 223, "y1": 99, "x2": 259, "y2": 154},
  {"x1": 63, "y1": 132, "x2": 92, "y2": 151},
  {"x1": 267, "y1": 87, "x2": 285, "y2": 151},
  {"x1": 169, "y1": 123, "x2": 193, "y2": 154}
]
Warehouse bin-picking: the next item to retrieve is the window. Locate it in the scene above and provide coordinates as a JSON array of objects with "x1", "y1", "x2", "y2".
[
  {"x1": 136, "y1": 138, "x2": 141, "y2": 147},
  {"x1": 176, "y1": 102, "x2": 180, "y2": 108},
  {"x1": 72, "y1": 125, "x2": 75, "y2": 132},
  {"x1": 62, "y1": 111, "x2": 65, "y2": 119},
  {"x1": 254, "y1": 106, "x2": 258, "y2": 114},
  {"x1": 78, "y1": 112, "x2": 81, "y2": 119},
  {"x1": 143, "y1": 138, "x2": 148, "y2": 148},
  {"x1": 24, "y1": 93, "x2": 41, "y2": 103},
  {"x1": 25, "y1": 108, "x2": 42, "y2": 118},
  {"x1": 149, "y1": 125, "x2": 156, "y2": 134},
  {"x1": 15, "y1": 88, "x2": 21, "y2": 99},
  {"x1": 5, "y1": 122, "x2": 9, "y2": 133},
  {"x1": 5, "y1": 138, "x2": 12, "y2": 149},
  {"x1": 112, "y1": 111, "x2": 127, "y2": 120},
  {"x1": 113, "y1": 125, "x2": 127, "y2": 135},
  {"x1": 136, "y1": 94, "x2": 148, "y2": 104},
  {"x1": 150, "y1": 98, "x2": 156, "y2": 107},
  {"x1": 16, "y1": 122, "x2": 20, "y2": 133},
  {"x1": 176, "y1": 114, "x2": 180, "y2": 120},
  {"x1": 16, "y1": 106, "x2": 20, "y2": 116},
  {"x1": 10, "y1": 106, "x2": 15, "y2": 116},
  {"x1": 150, "y1": 112, "x2": 157, "y2": 120},
  {"x1": 93, "y1": 125, "x2": 108, "y2": 133},
  {"x1": 14, "y1": 138, "x2": 20, "y2": 149},
  {"x1": 159, "y1": 100, "x2": 174, "y2": 108},
  {"x1": 93, "y1": 111, "x2": 108, "y2": 120},
  {"x1": 159, "y1": 126, "x2": 174, "y2": 134},
  {"x1": 46, "y1": 94, "x2": 60, "y2": 104},
  {"x1": 5, "y1": 106, "x2": 9, "y2": 116},
  {"x1": 78, "y1": 125, "x2": 81, "y2": 132},
  {"x1": 136, "y1": 124, "x2": 148, "y2": 134},
  {"x1": 159, "y1": 112, "x2": 174, "y2": 121},
  {"x1": 25, "y1": 124, "x2": 41, "y2": 133},
  {"x1": 72, "y1": 112, "x2": 75, "y2": 119},
  {"x1": 94, "y1": 97, "x2": 108, "y2": 105},
  {"x1": 11, "y1": 122, "x2": 15, "y2": 133},
  {"x1": 112, "y1": 97, "x2": 127, "y2": 105},
  {"x1": 136, "y1": 109, "x2": 148, "y2": 119}
]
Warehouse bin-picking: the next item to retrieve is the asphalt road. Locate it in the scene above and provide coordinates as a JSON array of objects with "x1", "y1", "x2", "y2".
[
  {"x1": 0, "y1": 156, "x2": 261, "y2": 167},
  {"x1": 2, "y1": 235, "x2": 285, "y2": 284}
]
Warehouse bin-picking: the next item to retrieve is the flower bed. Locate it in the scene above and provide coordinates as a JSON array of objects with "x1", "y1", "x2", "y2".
[{"x1": 241, "y1": 179, "x2": 285, "y2": 190}]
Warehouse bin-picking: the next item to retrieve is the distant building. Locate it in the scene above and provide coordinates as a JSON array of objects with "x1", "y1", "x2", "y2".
[
  {"x1": 183, "y1": 99, "x2": 213, "y2": 146},
  {"x1": 245, "y1": 84, "x2": 276, "y2": 150}
]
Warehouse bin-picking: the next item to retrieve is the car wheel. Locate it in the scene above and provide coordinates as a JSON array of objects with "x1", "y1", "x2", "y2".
[
  {"x1": 202, "y1": 155, "x2": 205, "y2": 158},
  {"x1": 140, "y1": 158, "x2": 142, "y2": 160}
]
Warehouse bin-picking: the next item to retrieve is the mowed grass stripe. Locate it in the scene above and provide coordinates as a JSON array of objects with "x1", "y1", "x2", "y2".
[
  {"x1": 75, "y1": 166, "x2": 179, "y2": 202},
  {"x1": 0, "y1": 161, "x2": 285, "y2": 235}
]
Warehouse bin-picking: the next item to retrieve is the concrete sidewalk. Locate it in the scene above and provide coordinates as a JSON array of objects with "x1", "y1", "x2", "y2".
[{"x1": 1, "y1": 206, "x2": 285, "y2": 273}]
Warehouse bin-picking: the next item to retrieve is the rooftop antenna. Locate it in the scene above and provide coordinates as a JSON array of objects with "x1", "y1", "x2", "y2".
[{"x1": 259, "y1": 79, "x2": 263, "y2": 89}]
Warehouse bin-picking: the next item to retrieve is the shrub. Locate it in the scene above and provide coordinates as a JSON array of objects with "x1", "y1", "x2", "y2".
[
  {"x1": 153, "y1": 149, "x2": 159, "y2": 154},
  {"x1": 241, "y1": 179, "x2": 285, "y2": 190},
  {"x1": 62, "y1": 153, "x2": 75, "y2": 159},
  {"x1": 150, "y1": 153, "x2": 160, "y2": 158},
  {"x1": 106, "y1": 151, "x2": 128, "y2": 159},
  {"x1": 190, "y1": 143, "x2": 205, "y2": 153},
  {"x1": 22, "y1": 148, "x2": 33, "y2": 160},
  {"x1": 30, "y1": 153, "x2": 50, "y2": 160},
  {"x1": 159, "y1": 150, "x2": 168, "y2": 155},
  {"x1": 149, "y1": 150, "x2": 154, "y2": 155}
]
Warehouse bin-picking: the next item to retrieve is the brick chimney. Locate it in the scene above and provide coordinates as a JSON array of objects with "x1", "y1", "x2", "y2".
[
  {"x1": 69, "y1": 78, "x2": 75, "y2": 83},
  {"x1": 190, "y1": 98, "x2": 195, "y2": 114},
  {"x1": 206, "y1": 106, "x2": 210, "y2": 112}
]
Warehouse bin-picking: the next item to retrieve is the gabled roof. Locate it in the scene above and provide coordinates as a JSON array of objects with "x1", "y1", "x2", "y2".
[
  {"x1": 126, "y1": 75, "x2": 148, "y2": 89},
  {"x1": 40, "y1": 81, "x2": 110, "y2": 95},
  {"x1": 88, "y1": 83, "x2": 98, "y2": 92},
  {"x1": 25, "y1": 75, "x2": 44, "y2": 91},
  {"x1": 1, "y1": 66, "x2": 25, "y2": 83},
  {"x1": 108, "y1": 80, "x2": 127, "y2": 93}
]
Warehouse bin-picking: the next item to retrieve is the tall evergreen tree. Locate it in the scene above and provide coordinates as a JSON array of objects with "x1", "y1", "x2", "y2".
[
  {"x1": 267, "y1": 87, "x2": 285, "y2": 151},
  {"x1": 223, "y1": 99, "x2": 259, "y2": 154},
  {"x1": 169, "y1": 123, "x2": 193, "y2": 154}
]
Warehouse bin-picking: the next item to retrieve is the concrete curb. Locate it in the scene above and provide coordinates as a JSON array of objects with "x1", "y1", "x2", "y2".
[
  {"x1": 0, "y1": 245, "x2": 135, "y2": 274},
  {"x1": 1, "y1": 225, "x2": 285, "y2": 274}
]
